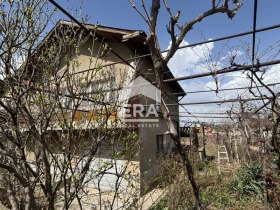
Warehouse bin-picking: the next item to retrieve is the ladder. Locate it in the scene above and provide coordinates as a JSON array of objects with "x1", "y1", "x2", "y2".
[{"x1": 217, "y1": 145, "x2": 230, "y2": 174}]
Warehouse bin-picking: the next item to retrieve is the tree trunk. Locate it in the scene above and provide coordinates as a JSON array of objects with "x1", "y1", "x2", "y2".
[
  {"x1": 145, "y1": 31, "x2": 202, "y2": 208},
  {"x1": 47, "y1": 196, "x2": 55, "y2": 210},
  {"x1": 160, "y1": 98, "x2": 202, "y2": 209},
  {"x1": 176, "y1": 138, "x2": 202, "y2": 208},
  {"x1": 24, "y1": 187, "x2": 37, "y2": 210},
  {"x1": 7, "y1": 182, "x2": 19, "y2": 210}
]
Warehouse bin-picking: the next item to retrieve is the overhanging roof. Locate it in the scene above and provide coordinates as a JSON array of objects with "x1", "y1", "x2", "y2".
[{"x1": 36, "y1": 20, "x2": 186, "y2": 97}]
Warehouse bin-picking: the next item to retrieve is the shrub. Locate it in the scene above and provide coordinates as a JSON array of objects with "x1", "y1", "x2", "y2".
[
  {"x1": 229, "y1": 163, "x2": 265, "y2": 198},
  {"x1": 149, "y1": 197, "x2": 168, "y2": 210}
]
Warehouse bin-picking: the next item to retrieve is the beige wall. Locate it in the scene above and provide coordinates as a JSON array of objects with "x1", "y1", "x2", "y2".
[
  {"x1": 54, "y1": 35, "x2": 181, "y2": 192},
  {"x1": 138, "y1": 117, "x2": 178, "y2": 191},
  {"x1": 57, "y1": 38, "x2": 135, "y2": 87}
]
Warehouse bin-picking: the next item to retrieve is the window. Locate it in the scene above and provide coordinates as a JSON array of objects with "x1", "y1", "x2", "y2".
[
  {"x1": 59, "y1": 89, "x2": 73, "y2": 110},
  {"x1": 156, "y1": 135, "x2": 166, "y2": 154},
  {"x1": 155, "y1": 89, "x2": 161, "y2": 112},
  {"x1": 80, "y1": 79, "x2": 116, "y2": 110},
  {"x1": 60, "y1": 94, "x2": 72, "y2": 108},
  {"x1": 58, "y1": 89, "x2": 73, "y2": 119},
  {"x1": 89, "y1": 80, "x2": 116, "y2": 102}
]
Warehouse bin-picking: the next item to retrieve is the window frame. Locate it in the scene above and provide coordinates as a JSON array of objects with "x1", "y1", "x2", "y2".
[
  {"x1": 156, "y1": 134, "x2": 166, "y2": 155},
  {"x1": 80, "y1": 78, "x2": 116, "y2": 110}
]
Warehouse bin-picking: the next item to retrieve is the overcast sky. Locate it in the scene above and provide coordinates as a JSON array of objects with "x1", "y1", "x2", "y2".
[{"x1": 50, "y1": 0, "x2": 280, "y2": 124}]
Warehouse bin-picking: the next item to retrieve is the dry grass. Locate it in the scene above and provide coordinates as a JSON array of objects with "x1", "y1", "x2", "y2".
[{"x1": 150, "y1": 148, "x2": 273, "y2": 210}]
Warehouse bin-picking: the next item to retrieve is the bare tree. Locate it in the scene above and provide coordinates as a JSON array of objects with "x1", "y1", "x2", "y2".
[
  {"x1": 246, "y1": 68, "x2": 280, "y2": 169},
  {"x1": 223, "y1": 36, "x2": 280, "y2": 205},
  {"x1": 0, "y1": 1, "x2": 140, "y2": 209},
  {"x1": 128, "y1": 0, "x2": 242, "y2": 208}
]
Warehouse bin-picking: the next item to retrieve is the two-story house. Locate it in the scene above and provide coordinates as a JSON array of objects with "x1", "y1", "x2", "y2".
[{"x1": 24, "y1": 20, "x2": 185, "y2": 196}]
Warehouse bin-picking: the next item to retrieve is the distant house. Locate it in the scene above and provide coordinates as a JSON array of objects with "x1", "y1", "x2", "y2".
[{"x1": 23, "y1": 20, "x2": 185, "y2": 192}]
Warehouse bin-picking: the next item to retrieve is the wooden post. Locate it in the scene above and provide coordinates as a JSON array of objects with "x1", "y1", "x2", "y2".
[{"x1": 201, "y1": 124, "x2": 206, "y2": 160}]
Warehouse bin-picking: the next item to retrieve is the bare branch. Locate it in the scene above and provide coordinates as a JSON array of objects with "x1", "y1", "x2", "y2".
[
  {"x1": 164, "y1": 0, "x2": 242, "y2": 62},
  {"x1": 163, "y1": 0, "x2": 181, "y2": 30},
  {"x1": 128, "y1": 0, "x2": 151, "y2": 28},
  {"x1": 150, "y1": 0, "x2": 160, "y2": 33}
]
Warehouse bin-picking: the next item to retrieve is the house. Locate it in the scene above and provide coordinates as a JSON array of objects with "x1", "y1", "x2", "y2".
[{"x1": 5, "y1": 20, "x2": 185, "y2": 207}]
